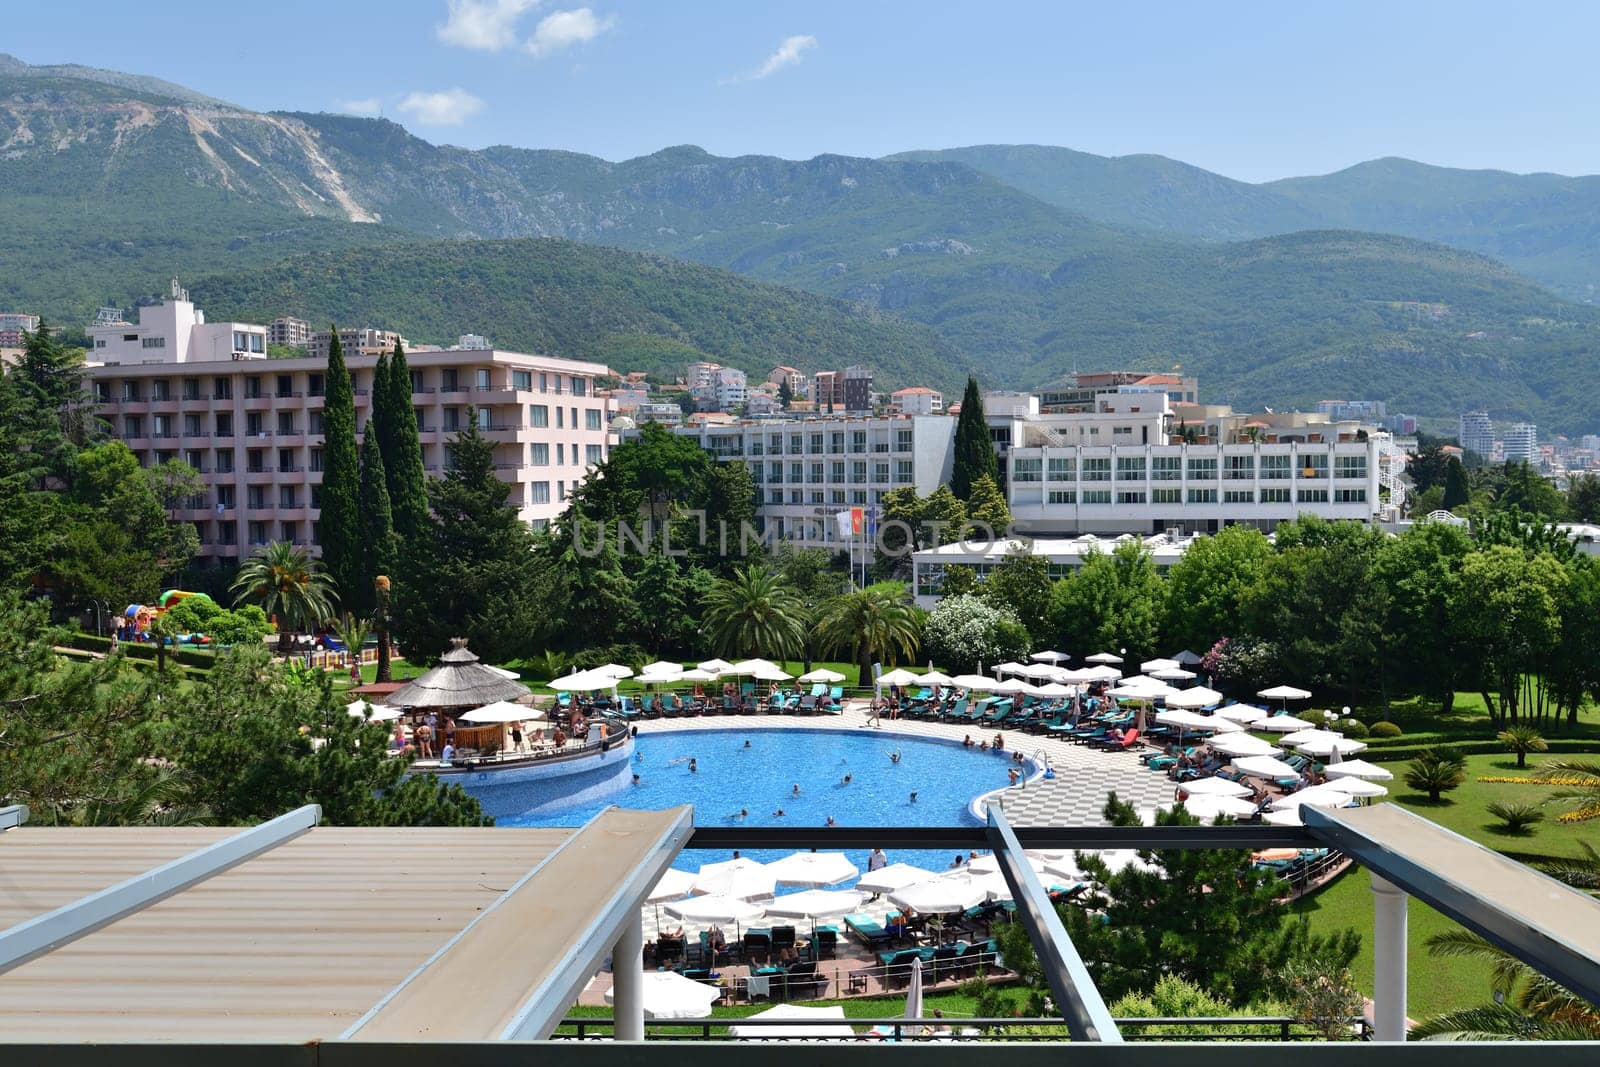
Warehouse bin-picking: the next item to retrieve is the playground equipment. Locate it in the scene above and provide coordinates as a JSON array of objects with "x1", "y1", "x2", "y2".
[{"x1": 119, "y1": 590, "x2": 219, "y2": 644}]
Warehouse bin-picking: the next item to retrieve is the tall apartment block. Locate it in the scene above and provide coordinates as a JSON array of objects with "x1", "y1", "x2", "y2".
[
  {"x1": 310, "y1": 328, "x2": 408, "y2": 362},
  {"x1": 0, "y1": 312, "x2": 40, "y2": 348},
  {"x1": 83, "y1": 285, "x2": 612, "y2": 568},
  {"x1": 1459, "y1": 411, "x2": 1494, "y2": 459},
  {"x1": 268, "y1": 316, "x2": 313, "y2": 349},
  {"x1": 1503, "y1": 423, "x2": 1539, "y2": 466}
]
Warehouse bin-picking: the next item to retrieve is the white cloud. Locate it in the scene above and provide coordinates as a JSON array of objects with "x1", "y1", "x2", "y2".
[
  {"x1": 524, "y1": 8, "x2": 617, "y2": 58},
  {"x1": 336, "y1": 98, "x2": 383, "y2": 117},
  {"x1": 396, "y1": 88, "x2": 486, "y2": 126},
  {"x1": 750, "y1": 34, "x2": 817, "y2": 80},
  {"x1": 437, "y1": 0, "x2": 541, "y2": 52}
]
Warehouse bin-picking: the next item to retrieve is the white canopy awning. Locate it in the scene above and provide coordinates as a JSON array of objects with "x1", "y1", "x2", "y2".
[
  {"x1": 763, "y1": 888, "x2": 865, "y2": 920},
  {"x1": 950, "y1": 674, "x2": 1000, "y2": 690},
  {"x1": 1140, "y1": 657, "x2": 1180, "y2": 674},
  {"x1": 855, "y1": 862, "x2": 938, "y2": 894},
  {"x1": 889, "y1": 877, "x2": 987, "y2": 915},
  {"x1": 1233, "y1": 754, "x2": 1300, "y2": 779},
  {"x1": 1216, "y1": 703, "x2": 1269, "y2": 725},
  {"x1": 646, "y1": 867, "x2": 697, "y2": 904},
  {"x1": 918, "y1": 670, "x2": 954, "y2": 686},
  {"x1": 697, "y1": 658, "x2": 733, "y2": 674},
  {"x1": 729, "y1": 1004, "x2": 855, "y2": 1040},
  {"x1": 1210, "y1": 733, "x2": 1282, "y2": 758},
  {"x1": 345, "y1": 699, "x2": 402, "y2": 721},
  {"x1": 692, "y1": 857, "x2": 776, "y2": 900},
  {"x1": 1173, "y1": 794, "x2": 1258, "y2": 819},
  {"x1": 1257, "y1": 714, "x2": 1316, "y2": 732},
  {"x1": 1177, "y1": 775, "x2": 1254, "y2": 798},
  {"x1": 606, "y1": 969, "x2": 720, "y2": 1020},
  {"x1": 1258, "y1": 684, "x2": 1313, "y2": 701},
  {"x1": 458, "y1": 700, "x2": 543, "y2": 723},
  {"x1": 1030, "y1": 650, "x2": 1070, "y2": 663},
  {"x1": 876, "y1": 668, "x2": 921, "y2": 688},
  {"x1": 765, "y1": 851, "x2": 859, "y2": 888},
  {"x1": 1324, "y1": 759, "x2": 1395, "y2": 782},
  {"x1": 1085, "y1": 652, "x2": 1124, "y2": 665},
  {"x1": 1164, "y1": 686, "x2": 1225, "y2": 709},
  {"x1": 663, "y1": 893, "x2": 767, "y2": 924},
  {"x1": 798, "y1": 668, "x2": 846, "y2": 683}
]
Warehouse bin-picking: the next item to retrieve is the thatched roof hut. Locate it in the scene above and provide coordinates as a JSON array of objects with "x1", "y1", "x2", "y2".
[{"x1": 387, "y1": 639, "x2": 531, "y2": 710}]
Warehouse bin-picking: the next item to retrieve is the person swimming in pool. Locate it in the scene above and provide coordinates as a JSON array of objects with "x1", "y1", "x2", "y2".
[
  {"x1": 792, "y1": 783, "x2": 801, "y2": 795},
  {"x1": 689, "y1": 758, "x2": 698, "y2": 773},
  {"x1": 841, "y1": 773, "x2": 853, "y2": 785},
  {"x1": 909, "y1": 791, "x2": 918, "y2": 803},
  {"x1": 889, "y1": 751, "x2": 901, "y2": 764},
  {"x1": 744, "y1": 739, "x2": 752, "y2": 748},
  {"x1": 730, "y1": 808, "x2": 748, "y2": 820},
  {"x1": 632, "y1": 774, "x2": 641, "y2": 785},
  {"x1": 772, "y1": 808, "x2": 786, "y2": 817},
  {"x1": 825, "y1": 815, "x2": 836, "y2": 827}
]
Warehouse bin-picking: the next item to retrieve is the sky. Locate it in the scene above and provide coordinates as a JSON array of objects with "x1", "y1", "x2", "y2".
[{"x1": 5, "y1": 0, "x2": 1599, "y2": 182}]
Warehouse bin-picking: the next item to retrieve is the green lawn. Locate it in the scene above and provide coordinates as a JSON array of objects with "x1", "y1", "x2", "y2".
[
  {"x1": 1294, "y1": 751, "x2": 1598, "y2": 1019},
  {"x1": 1353, "y1": 691, "x2": 1600, "y2": 749}
]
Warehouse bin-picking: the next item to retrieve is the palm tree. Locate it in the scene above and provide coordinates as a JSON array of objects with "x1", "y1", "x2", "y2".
[
  {"x1": 1539, "y1": 840, "x2": 1600, "y2": 891},
  {"x1": 231, "y1": 541, "x2": 337, "y2": 655},
  {"x1": 334, "y1": 612, "x2": 371, "y2": 673},
  {"x1": 1403, "y1": 747, "x2": 1468, "y2": 803},
  {"x1": 1413, "y1": 930, "x2": 1600, "y2": 1039},
  {"x1": 1539, "y1": 758, "x2": 1600, "y2": 824},
  {"x1": 700, "y1": 565, "x2": 806, "y2": 660},
  {"x1": 813, "y1": 583, "x2": 921, "y2": 687},
  {"x1": 1497, "y1": 725, "x2": 1548, "y2": 769}
]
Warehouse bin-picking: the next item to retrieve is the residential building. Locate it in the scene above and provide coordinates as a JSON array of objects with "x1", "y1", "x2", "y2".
[
  {"x1": 0, "y1": 312, "x2": 39, "y2": 348},
  {"x1": 1317, "y1": 399, "x2": 1387, "y2": 422},
  {"x1": 768, "y1": 365, "x2": 807, "y2": 399},
  {"x1": 456, "y1": 333, "x2": 492, "y2": 351},
  {"x1": 744, "y1": 392, "x2": 781, "y2": 417},
  {"x1": 811, "y1": 370, "x2": 842, "y2": 410},
  {"x1": 714, "y1": 366, "x2": 748, "y2": 410},
  {"x1": 1381, "y1": 413, "x2": 1419, "y2": 435},
  {"x1": 685, "y1": 361, "x2": 722, "y2": 390},
  {"x1": 85, "y1": 296, "x2": 612, "y2": 565},
  {"x1": 1040, "y1": 370, "x2": 1199, "y2": 411},
  {"x1": 1459, "y1": 411, "x2": 1494, "y2": 459},
  {"x1": 670, "y1": 413, "x2": 957, "y2": 550},
  {"x1": 1503, "y1": 423, "x2": 1539, "y2": 466},
  {"x1": 88, "y1": 279, "x2": 266, "y2": 364},
  {"x1": 891, "y1": 386, "x2": 943, "y2": 416},
  {"x1": 911, "y1": 531, "x2": 1197, "y2": 608},
  {"x1": 633, "y1": 402, "x2": 684, "y2": 425},
  {"x1": 267, "y1": 316, "x2": 312, "y2": 349},
  {"x1": 842, "y1": 365, "x2": 873, "y2": 412},
  {"x1": 309, "y1": 327, "x2": 408, "y2": 362}
]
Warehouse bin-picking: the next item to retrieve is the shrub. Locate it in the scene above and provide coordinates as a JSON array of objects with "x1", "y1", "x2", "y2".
[
  {"x1": 1485, "y1": 801, "x2": 1545, "y2": 834},
  {"x1": 1370, "y1": 721, "x2": 1403, "y2": 738},
  {"x1": 1280, "y1": 960, "x2": 1366, "y2": 1041},
  {"x1": 1110, "y1": 975, "x2": 1292, "y2": 1038},
  {"x1": 921, "y1": 594, "x2": 1030, "y2": 674},
  {"x1": 1334, "y1": 718, "x2": 1368, "y2": 739},
  {"x1": 1404, "y1": 747, "x2": 1468, "y2": 802},
  {"x1": 1496, "y1": 725, "x2": 1548, "y2": 769}
]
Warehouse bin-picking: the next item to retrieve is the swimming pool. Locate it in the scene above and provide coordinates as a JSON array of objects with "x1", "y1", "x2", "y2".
[{"x1": 474, "y1": 727, "x2": 1039, "y2": 875}]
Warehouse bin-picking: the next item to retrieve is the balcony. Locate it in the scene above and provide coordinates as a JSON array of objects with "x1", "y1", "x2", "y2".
[{"x1": 243, "y1": 395, "x2": 272, "y2": 411}]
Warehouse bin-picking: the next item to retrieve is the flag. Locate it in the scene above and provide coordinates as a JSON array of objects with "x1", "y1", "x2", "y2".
[
  {"x1": 850, "y1": 507, "x2": 864, "y2": 534},
  {"x1": 835, "y1": 509, "x2": 854, "y2": 538}
]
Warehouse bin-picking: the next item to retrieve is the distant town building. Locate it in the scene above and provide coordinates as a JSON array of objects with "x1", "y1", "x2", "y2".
[
  {"x1": 310, "y1": 328, "x2": 408, "y2": 362},
  {"x1": 685, "y1": 361, "x2": 722, "y2": 390},
  {"x1": 842, "y1": 365, "x2": 873, "y2": 412},
  {"x1": 0, "y1": 312, "x2": 39, "y2": 348},
  {"x1": 1503, "y1": 423, "x2": 1539, "y2": 466},
  {"x1": 1459, "y1": 411, "x2": 1494, "y2": 459},
  {"x1": 456, "y1": 333, "x2": 492, "y2": 351},
  {"x1": 1381, "y1": 413, "x2": 1419, "y2": 435},
  {"x1": 811, "y1": 370, "x2": 842, "y2": 409},
  {"x1": 891, "y1": 386, "x2": 943, "y2": 416},
  {"x1": 1317, "y1": 399, "x2": 1387, "y2": 422},
  {"x1": 744, "y1": 393, "x2": 781, "y2": 417},
  {"x1": 768, "y1": 365, "x2": 807, "y2": 399},
  {"x1": 1040, "y1": 371, "x2": 1198, "y2": 412},
  {"x1": 267, "y1": 316, "x2": 312, "y2": 350},
  {"x1": 633, "y1": 402, "x2": 684, "y2": 425}
]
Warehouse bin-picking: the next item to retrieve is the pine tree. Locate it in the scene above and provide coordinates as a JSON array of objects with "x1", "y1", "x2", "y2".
[
  {"x1": 356, "y1": 427, "x2": 396, "y2": 616},
  {"x1": 950, "y1": 376, "x2": 999, "y2": 500},
  {"x1": 1442, "y1": 456, "x2": 1471, "y2": 510},
  {"x1": 967, "y1": 473, "x2": 1012, "y2": 533},
  {"x1": 777, "y1": 378, "x2": 793, "y2": 409},
  {"x1": 318, "y1": 328, "x2": 361, "y2": 610},
  {"x1": 383, "y1": 342, "x2": 429, "y2": 541}
]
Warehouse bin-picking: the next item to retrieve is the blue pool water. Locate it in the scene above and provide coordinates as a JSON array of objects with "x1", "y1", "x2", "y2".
[{"x1": 475, "y1": 727, "x2": 1038, "y2": 876}]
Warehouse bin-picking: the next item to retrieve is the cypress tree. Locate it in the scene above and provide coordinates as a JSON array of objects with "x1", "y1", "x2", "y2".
[
  {"x1": 318, "y1": 328, "x2": 361, "y2": 610},
  {"x1": 383, "y1": 342, "x2": 429, "y2": 541},
  {"x1": 1441, "y1": 456, "x2": 1471, "y2": 510},
  {"x1": 356, "y1": 426, "x2": 396, "y2": 615},
  {"x1": 368, "y1": 349, "x2": 394, "y2": 487},
  {"x1": 950, "y1": 376, "x2": 999, "y2": 500}
]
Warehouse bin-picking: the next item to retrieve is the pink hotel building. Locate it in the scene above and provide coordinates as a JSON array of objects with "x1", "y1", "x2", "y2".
[{"x1": 84, "y1": 286, "x2": 613, "y2": 567}]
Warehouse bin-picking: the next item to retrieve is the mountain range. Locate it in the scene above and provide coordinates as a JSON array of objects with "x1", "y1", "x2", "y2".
[{"x1": 2, "y1": 54, "x2": 1598, "y2": 431}]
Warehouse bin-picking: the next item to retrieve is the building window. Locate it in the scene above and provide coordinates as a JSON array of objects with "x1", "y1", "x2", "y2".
[
  {"x1": 1082, "y1": 489, "x2": 1111, "y2": 504},
  {"x1": 153, "y1": 414, "x2": 173, "y2": 438},
  {"x1": 768, "y1": 489, "x2": 783, "y2": 505},
  {"x1": 585, "y1": 409, "x2": 602, "y2": 431},
  {"x1": 1335, "y1": 455, "x2": 1368, "y2": 479},
  {"x1": 248, "y1": 486, "x2": 267, "y2": 510},
  {"x1": 1297, "y1": 488, "x2": 1330, "y2": 503},
  {"x1": 141, "y1": 337, "x2": 166, "y2": 349},
  {"x1": 477, "y1": 407, "x2": 491, "y2": 430},
  {"x1": 895, "y1": 460, "x2": 913, "y2": 483},
  {"x1": 1223, "y1": 489, "x2": 1255, "y2": 504},
  {"x1": 830, "y1": 432, "x2": 845, "y2": 453},
  {"x1": 216, "y1": 451, "x2": 234, "y2": 474},
  {"x1": 124, "y1": 416, "x2": 143, "y2": 437},
  {"x1": 809, "y1": 462, "x2": 825, "y2": 483},
  {"x1": 850, "y1": 461, "x2": 866, "y2": 484},
  {"x1": 830, "y1": 461, "x2": 845, "y2": 482},
  {"x1": 1112, "y1": 425, "x2": 1132, "y2": 436},
  {"x1": 310, "y1": 484, "x2": 322, "y2": 508},
  {"x1": 1152, "y1": 455, "x2": 1181, "y2": 480},
  {"x1": 530, "y1": 482, "x2": 551, "y2": 504},
  {"x1": 248, "y1": 521, "x2": 269, "y2": 545},
  {"x1": 246, "y1": 413, "x2": 265, "y2": 437},
  {"x1": 1261, "y1": 454, "x2": 1291, "y2": 479},
  {"x1": 216, "y1": 485, "x2": 236, "y2": 508},
  {"x1": 1117, "y1": 490, "x2": 1146, "y2": 504},
  {"x1": 830, "y1": 490, "x2": 846, "y2": 504},
  {"x1": 182, "y1": 377, "x2": 200, "y2": 400},
  {"x1": 218, "y1": 521, "x2": 237, "y2": 546},
  {"x1": 556, "y1": 407, "x2": 564, "y2": 429},
  {"x1": 1152, "y1": 487, "x2": 1181, "y2": 504},
  {"x1": 1116, "y1": 456, "x2": 1146, "y2": 480},
  {"x1": 441, "y1": 368, "x2": 459, "y2": 392},
  {"x1": 1082, "y1": 458, "x2": 1111, "y2": 482},
  {"x1": 277, "y1": 412, "x2": 296, "y2": 435},
  {"x1": 530, "y1": 442, "x2": 549, "y2": 465},
  {"x1": 123, "y1": 382, "x2": 142, "y2": 402},
  {"x1": 1047, "y1": 490, "x2": 1076, "y2": 504},
  {"x1": 1334, "y1": 487, "x2": 1367, "y2": 503},
  {"x1": 475, "y1": 368, "x2": 492, "y2": 390},
  {"x1": 1047, "y1": 457, "x2": 1076, "y2": 481},
  {"x1": 792, "y1": 462, "x2": 806, "y2": 484},
  {"x1": 586, "y1": 444, "x2": 603, "y2": 464},
  {"x1": 896, "y1": 429, "x2": 914, "y2": 451},
  {"x1": 280, "y1": 486, "x2": 298, "y2": 509},
  {"x1": 1299, "y1": 454, "x2": 1330, "y2": 478},
  {"x1": 1012, "y1": 458, "x2": 1042, "y2": 482},
  {"x1": 873, "y1": 462, "x2": 890, "y2": 483},
  {"x1": 556, "y1": 444, "x2": 565, "y2": 465},
  {"x1": 213, "y1": 378, "x2": 232, "y2": 400},
  {"x1": 1224, "y1": 455, "x2": 1254, "y2": 480},
  {"x1": 850, "y1": 431, "x2": 867, "y2": 453},
  {"x1": 1187, "y1": 488, "x2": 1218, "y2": 503},
  {"x1": 571, "y1": 376, "x2": 587, "y2": 396},
  {"x1": 1261, "y1": 486, "x2": 1290, "y2": 503},
  {"x1": 308, "y1": 374, "x2": 324, "y2": 397},
  {"x1": 1187, "y1": 456, "x2": 1218, "y2": 479},
  {"x1": 151, "y1": 380, "x2": 171, "y2": 400},
  {"x1": 809, "y1": 433, "x2": 824, "y2": 453},
  {"x1": 513, "y1": 370, "x2": 532, "y2": 391}
]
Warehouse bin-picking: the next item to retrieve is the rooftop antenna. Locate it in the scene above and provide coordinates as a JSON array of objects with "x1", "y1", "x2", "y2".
[{"x1": 169, "y1": 277, "x2": 188, "y2": 302}]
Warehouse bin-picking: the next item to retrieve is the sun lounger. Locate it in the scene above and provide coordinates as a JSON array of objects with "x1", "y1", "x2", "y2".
[{"x1": 844, "y1": 912, "x2": 892, "y2": 947}]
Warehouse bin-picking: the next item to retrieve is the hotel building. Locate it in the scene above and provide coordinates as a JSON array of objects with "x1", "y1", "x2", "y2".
[{"x1": 83, "y1": 286, "x2": 612, "y2": 567}]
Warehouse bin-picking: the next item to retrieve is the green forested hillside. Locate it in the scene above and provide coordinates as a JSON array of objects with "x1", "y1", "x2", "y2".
[{"x1": 186, "y1": 238, "x2": 959, "y2": 388}]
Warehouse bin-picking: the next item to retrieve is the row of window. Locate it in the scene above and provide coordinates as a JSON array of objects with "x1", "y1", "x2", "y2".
[
  {"x1": 121, "y1": 404, "x2": 604, "y2": 441},
  {"x1": 753, "y1": 460, "x2": 916, "y2": 485},
  {"x1": 1042, "y1": 488, "x2": 1368, "y2": 505},
  {"x1": 529, "y1": 405, "x2": 605, "y2": 431},
  {"x1": 1013, "y1": 454, "x2": 1368, "y2": 482},
  {"x1": 768, "y1": 489, "x2": 873, "y2": 506},
  {"x1": 96, "y1": 367, "x2": 592, "y2": 403},
  {"x1": 704, "y1": 428, "x2": 917, "y2": 457},
  {"x1": 528, "y1": 442, "x2": 605, "y2": 467}
]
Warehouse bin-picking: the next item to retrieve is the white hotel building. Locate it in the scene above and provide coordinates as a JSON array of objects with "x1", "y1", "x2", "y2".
[{"x1": 84, "y1": 286, "x2": 612, "y2": 567}]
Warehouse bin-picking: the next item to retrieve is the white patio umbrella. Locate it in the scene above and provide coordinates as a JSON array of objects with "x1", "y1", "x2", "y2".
[
  {"x1": 697, "y1": 658, "x2": 733, "y2": 674},
  {"x1": 1164, "y1": 686, "x2": 1225, "y2": 710},
  {"x1": 877, "y1": 668, "x2": 922, "y2": 688},
  {"x1": 763, "y1": 888, "x2": 865, "y2": 920},
  {"x1": 1216, "y1": 703, "x2": 1269, "y2": 725},
  {"x1": 1156, "y1": 708, "x2": 1226, "y2": 732},
  {"x1": 606, "y1": 969, "x2": 719, "y2": 1020},
  {"x1": 964, "y1": 852, "x2": 1047, "y2": 876},
  {"x1": 1279, "y1": 728, "x2": 1332, "y2": 745},
  {"x1": 593, "y1": 663, "x2": 634, "y2": 679},
  {"x1": 1258, "y1": 684, "x2": 1313, "y2": 702},
  {"x1": 1140, "y1": 657, "x2": 1180, "y2": 674},
  {"x1": 1270, "y1": 784, "x2": 1356, "y2": 811},
  {"x1": 1324, "y1": 759, "x2": 1395, "y2": 782},
  {"x1": 750, "y1": 665, "x2": 794, "y2": 682},
  {"x1": 1173, "y1": 794, "x2": 1259, "y2": 819},
  {"x1": 1331, "y1": 777, "x2": 1389, "y2": 798},
  {"x1": 1016, "y1": 662, "x2": 1060, "y2": 679},
  {"x1": 647, "y1": 868, "x2": 697, "y2": 904},
  {"x1": 798, "y1": 667, "x2": 847, "y2": 683},
  {"x1": 729, "y1": 1004, "x2": 855, "y2": 1040},
  {"x1": 693, "y1": 857, "x2": 776, "y2": 900},
  {"x1": 643, "y1": 660, "x2": 683, "y2": 676},
  {"x1": 766, "y1": 851, "x2": 859, "y2": 888},
  {"x1": 889, "y1": 877, "x2": 987, "y2": 915},
  {"x1": 1032, "y1": 681, "x2": 1077, "y2": 698},
  {"x1": 550, "y1": 670, "x2": 614, "y2": 692},
  {"x1": 677, "y1": 668, "x2": 719, "y2": 682},
  {"x1": 484, "y1": 664, "x2": 521, "y2": 680},
  {"x1": 1085, "y1": 651, "x2": 1124, "y2": 665},
  {"x1": 1031, "y1": 650, "x2": 1070, "y2": 663},
  {"x1": 950, "y1": 673, "x2": 1000, "y2": 690},
  {"x1": 994, "y1": 661, "x2": 1028, "y2": 676},
  {"x1": 663, "y1": 893, "x2": 767, "y2": 925},
  {"x1": 856, "y1": 862, "x2": 938, "y2": 895},
  {"x1": 960, "y1": 871, "x2": 1017, "y2": 902},
  {"x1": 1177, "y1": 776, "x2": 1255, "y2": 798},
  {"x1": 1040, "y1": 855, "x2": 1086, "y2": 883},
  {"x1": 727, "y1": 658, "x2": 778, "y2": 675},
  {"x1": 1292, "y1": 733, "x2": 1369, "y2": 759},
  {"x1": 991, "y1": 677, "x2": 1030, "y2": 694},
  {"x1": 903, "y1": 956, "x2": 926, "y2": 1035},
  {"x1": 1257, "y1": 713, "x2": 1316, "y2": 732},
  {"x1": 1080, "y1": 665, "x2": 1125, "y2": 682},
  {"x1": 919, "y1": 670, "x2": 954, "y2": 686},
  {"x1": 345, "y1": 699, "x2": 402, "y2": 721},
  {"x1": 1261, "y1": 808, "x2": 1305, "y2": 827},
  {"x1": 1210, "y1": 733, "x2": 1282, "y2": 758},
  {"x1": 1152, "y1": 667, "x2": 1197, "y2": 682},
  {"x1": 1108, "y1": 679, "x2": 1175, "y2": 700},
  {"x1": 459, "y1": 700, "x2": 543, "y2": 723},
  {"x1": 1233, "y1": 754, "x2": 1301, "y2": 779}
]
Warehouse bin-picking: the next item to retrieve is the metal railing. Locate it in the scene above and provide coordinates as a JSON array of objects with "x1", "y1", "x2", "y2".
[{"x1": 557, "y1": 1015, "x2": 1370, "y2": 1042}]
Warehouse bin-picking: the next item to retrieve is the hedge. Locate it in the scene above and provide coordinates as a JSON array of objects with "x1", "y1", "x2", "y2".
[
  {"x1": 1364, "y1": 737, "x2": 1600, "y2": 762},
  {"x1": 64, "y1": 633, "x2": 216, "y2": 671}
]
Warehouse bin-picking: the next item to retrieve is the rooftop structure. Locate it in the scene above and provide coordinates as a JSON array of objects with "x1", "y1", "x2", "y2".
[
  {"x1": 310, "y1": 327, "x2": 408, "y2": 362},
  {"x1": 1040, "y1": 370, "x2": 1199, "y2": 412},
  {"x1": 87, "y1": 278, "x2": 266, "y2": 364},
  {"x1": 267, "y1": 315, "x2": 312, "y2": 349}
]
